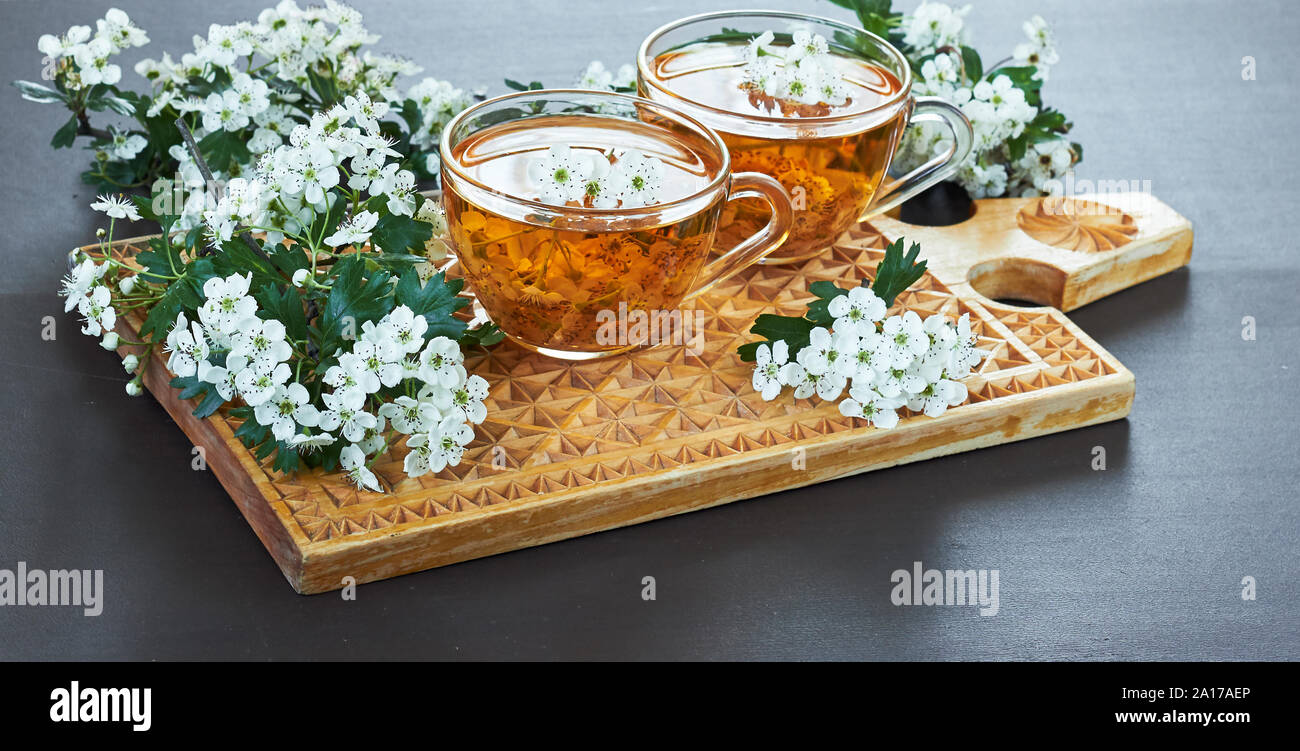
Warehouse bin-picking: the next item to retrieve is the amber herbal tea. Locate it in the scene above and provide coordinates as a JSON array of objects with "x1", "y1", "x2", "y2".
[
  {"x1": 445, "y1": 116, "x2": 720, "y2": 356},
  {"x1": 440, "y1": 91, "x2": 792, "y2": 360},
  {"x1": 639, "y1": 12, "x2": 973, "y2": 264},
  {"x1": 648, "y1": 37, "x2": 903, "y2": 262}
]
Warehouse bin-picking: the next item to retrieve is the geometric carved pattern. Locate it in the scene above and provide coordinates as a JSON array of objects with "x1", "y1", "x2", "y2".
[{"x1": 100, "y1": 218, "x2": 1134, "y2": 591}]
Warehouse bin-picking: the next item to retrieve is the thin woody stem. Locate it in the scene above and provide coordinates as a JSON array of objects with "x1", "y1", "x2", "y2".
[{"x1": 174, "y1": 116, "x2": 272, "y2": 264}]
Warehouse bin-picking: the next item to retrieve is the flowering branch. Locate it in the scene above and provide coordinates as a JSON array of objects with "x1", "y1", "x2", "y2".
[
  {"x1": 740, "y1": 237, "x2": 987, "y2": 428},
  {"x1": 44, "y1": 4, "x2": 505, "y2": 493}
]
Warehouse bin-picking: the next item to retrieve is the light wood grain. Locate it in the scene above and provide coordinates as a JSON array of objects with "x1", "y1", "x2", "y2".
[{"x1": 872, "y1": 192, "x2": 1193, "y2": 310}]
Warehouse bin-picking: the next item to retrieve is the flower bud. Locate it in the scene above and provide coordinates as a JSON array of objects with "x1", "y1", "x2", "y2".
[
  {"x1": 292, "y1": 268, "x2": 309, "y2": 287},
  {"x1": 125, "y1": 380, "x2": 142, "y2": 397},
  {"x1": 118, "y1": 274, "x2": 137, "y2": 295},
  {"x1": 100, "y1": 332, "x2": 120, "y2": 350},
  {"x1": 123, "y1": 354, "x2": 139, "y2": 373}
]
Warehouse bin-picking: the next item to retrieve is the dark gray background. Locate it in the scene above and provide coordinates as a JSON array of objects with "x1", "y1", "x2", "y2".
[{"x1": 0, "y1": 0, "x2": 1295, "y2": 660}]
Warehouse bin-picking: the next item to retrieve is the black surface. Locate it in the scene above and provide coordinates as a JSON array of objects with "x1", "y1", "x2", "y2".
[
  {"x1": 899, "y1": 180, "x2": 975, "y2": 226},
  {"x1": 0, "y1": 0, "x2": 1296, "y2": 660}
]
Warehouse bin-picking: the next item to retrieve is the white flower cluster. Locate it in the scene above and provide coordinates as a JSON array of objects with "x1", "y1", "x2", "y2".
[
  {"x1": 526, "y1": 145, "x2": 665, "y2": 209},
  {"x1": 55, "y1": 2, "x2": 469, "y2": 234},
  {"x1": 37, "y1": 8, "x2": 149, "y2": 90},
  {"x1": 60, "y1": 258, "x2": 117, "y2": 339},
  {"x1": 899, "y1": 2, "x2": 970, "y2": 57},
  {"x1": 324, "y1": 308, "x2": 488, "y2": 491},
  {"x1": 751, "y1": 287, "x2": 987, "y2": 429},
  {"x1": 200, "y1": 96, "x2": 421, "y2": 247},
  {"x1": 897, "y1": 7, "x2": 1071, "y2": 198},
  {"x1": 405, "y1": 78, "x2": 473, "y2": 152},
  {"x1": 575, "y1": 60, "x2": 636, "y2": 92},
  {"x1": 1014, "y1": 16, "x2": 1060, "y2": 78},
  {"x1": 137, "y1": 1, "x2": 385, "y2": 101},
  {"x1": 154, "y1": 271, "x2": 486, "y2": 493},
  {"x1": 741, "y1": 29, "x2": 850, "y2": 107}
]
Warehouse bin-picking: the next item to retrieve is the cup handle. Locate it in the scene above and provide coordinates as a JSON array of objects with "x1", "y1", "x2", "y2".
[
  {"x1": 860, "y1": 96, "x2": 974, "y2": 220},
  {"x1": 685, "y1": 172, "x2": 793, "y2": 299}
]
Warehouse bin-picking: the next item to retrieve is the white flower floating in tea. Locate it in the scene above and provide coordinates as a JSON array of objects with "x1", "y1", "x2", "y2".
[
  {"x1": 526, "y1": 145, "x2": 665, "y2": 209},
  {"x1": 741, "y1": 238, "x2": 988, "y2": 428},
  {"x1": 740, "y1": 29, "x2": 851, "y2": 110}
]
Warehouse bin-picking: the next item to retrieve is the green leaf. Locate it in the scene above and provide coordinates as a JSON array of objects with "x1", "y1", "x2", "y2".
[
  {"x1": 138, "y1": 279, "x2": 192, "y2": 342},
  {"x1": 197, "y1": 129, "x2": 251, "y2": 172},
  {"x1": 87, "y1": 89, "x2": 136, "y2": 116},
  {"x1": 137, "y1": 257, "x2": 214, "y2": 343},
  {"x1": 370, "y1": 211, "x2": 433, "y2": 255},
  {"x1": 231, "y1": 406, "x2": 269, "y2": 448},
  {"x1": 824, "y1": 1, "x2": 898, "y2": 40},
  {"x1": 50, "y1": 115, "x2": 77, "y2": 149},
  {"x1": 992, "y1": 65, "x2": 1043, "y2": 107},
  {"x1": 266, "y1": 242, "x2": 310, "y2": 278},
  {"x1": 135, "y1": 235, "x2": 184, "y2": 280},
  {"x1": 461, "y1": 322, "x2": 505, "y2": 349},
  {"x1": 214, "y1": 238, "x2": 281, "y2": 290},
  {"x1": 393, "y1": 268, "x2": 468, "y2": 339},
  {"x1": 395, "y1": 98, "x2": 423, "y2": 136},
  {"x1": 307, "y1": 65, "x2": 340, "y2": 105},
  {"x1": 745, "y1": 313, "x2": 818, "y2": 358},
  {"x1": 167, "y1": 374, "x2": 226, "y2": 418},
  {"x1": 1006, "y1": 133, "x2": 1028, "y2": 162},
  {"x1": 736, "y1": 341, "x2": 766, "y2": 362},
  {"x1": 255, "y1": 283, "x2": 309, "y2": 343},
  {"x1": 142, "y1": 107, "x2": 183, "y2": 155},
  {"x1": 960, "y1": 45, "x2": 983, "y2": 82},
  {"x1": 171, "y1": 373, "x2": 226, "y2": 419},
  {"x1": 870, "y1": 237, "x2": 927, "y2": 308},
  {"x1": 271, "y1": 442, "x2": 301, "y2": 474},
  {"x1": 317, "y1": 254, "x2": 394, "y2": 355},
  {"x1": 12, "y1": 80, "x2": 66, "y2": 103},
  {"x1": 129, "y1": 194, "x2": 161, "y2": 224},
  {"x1": 806, "y1": 280, "x2": 850, "y2": 326},
  {"x1": 749, "y1": 313, "x2": 818, "y2": 343},
  {"x1": 504, "y1": 79, "x2": 545, "y2": 91}
]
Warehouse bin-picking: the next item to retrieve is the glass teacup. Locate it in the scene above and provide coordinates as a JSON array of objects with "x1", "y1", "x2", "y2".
[
  {"x1": 638, "y1": 10, "x2": 974, "y2": 264},
  {"x1": 440, "y1": 89, "x2": 792, "y2": 360}
]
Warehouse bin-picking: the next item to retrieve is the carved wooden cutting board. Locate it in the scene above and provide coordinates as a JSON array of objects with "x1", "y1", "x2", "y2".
[
  {"x1": 97, "y1": 193, "x2": 1188, "y2": 593},
  {"x1": 873, "y1": 192, "x2": 1192, "y2": 311}
]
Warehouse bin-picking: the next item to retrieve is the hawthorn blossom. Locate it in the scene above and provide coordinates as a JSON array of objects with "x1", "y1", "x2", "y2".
[
  {"x1": 838, "y1": 384, "x2": 902, "y2": 429},
  {"x1": 90, "y1": 194, "x2": 141, "y2": 221},
  {"x1": 235, "y1": 362, "x2": 291, "y2": 407},
  {"x1": 340, "y1": 443, "x2": 382, "y2": 492},
  {"x1": 323, "y1": 210, "x2": 379, "y2": 247},
  {"x1": 752, "y1": 340, "x2": 791, "y2": 401},
  {"x1": 526, "y1": 145, "x2": 593, "y2": 205},
  {"x1": 255, "y1": 382, "x2": 321, "y2": 441},
  {"x1": 199, "y1": 272, "x2": 258, "y2": 342},
  {"x1": 318, "y1": 390, "x2": 377, "y2": 442},
  {"x1": 164, "y1": 317, "x2": 209, "y2": 377}
]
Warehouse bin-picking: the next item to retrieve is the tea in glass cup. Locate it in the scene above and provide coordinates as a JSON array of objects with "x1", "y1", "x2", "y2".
[
  {"x1": 638, "y1": 10, "x2": 974, "y2": 264},
  {"x1": 439, "y1": 89, "x2": 792, "y2": 360}
]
